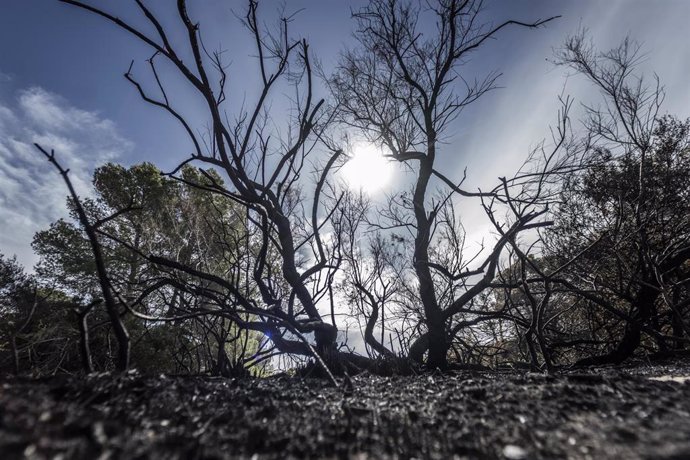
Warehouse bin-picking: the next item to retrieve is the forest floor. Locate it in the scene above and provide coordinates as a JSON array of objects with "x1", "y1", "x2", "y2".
[{"x1": 1, "y1": 359, "x2": 690, "y2": 459}]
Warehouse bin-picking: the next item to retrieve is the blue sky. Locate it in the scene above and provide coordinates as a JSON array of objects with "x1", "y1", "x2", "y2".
[{"x1": 1, "y1": 1, "x2": 689, "y2": 270}]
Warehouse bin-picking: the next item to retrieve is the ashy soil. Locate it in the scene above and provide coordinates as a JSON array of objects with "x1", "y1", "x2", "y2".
[{"x1": 1, "y1": 360, "x2": 690, "y2": 459}]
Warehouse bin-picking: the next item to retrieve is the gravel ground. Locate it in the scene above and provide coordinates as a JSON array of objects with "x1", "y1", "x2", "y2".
[{"x1": 1, "y1": 361, "x2": 690, "y2": 459}]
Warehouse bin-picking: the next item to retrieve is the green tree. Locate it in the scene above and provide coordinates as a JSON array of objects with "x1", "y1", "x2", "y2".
[
  {"x1": 32, "y1": 162, "x2": 262, "y2": 374},
  {"x1": 549, "y1": 116, "x2": 690, "y2": 363}
]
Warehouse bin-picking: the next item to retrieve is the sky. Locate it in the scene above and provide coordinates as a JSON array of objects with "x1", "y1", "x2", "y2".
[{"x1": 1, "y1": 0, "x2": 690, "y2": 271}]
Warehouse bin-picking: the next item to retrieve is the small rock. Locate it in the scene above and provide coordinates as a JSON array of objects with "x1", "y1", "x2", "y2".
[
  {"x1": 503, "y1": 444, "x2": 527, "y2": 459},
  {"x1": 23, "y1": 444, "x2": 37, "y2": 457},
  {"x1": 92, "y1": 421, "x2": 107, "y2": 445}
]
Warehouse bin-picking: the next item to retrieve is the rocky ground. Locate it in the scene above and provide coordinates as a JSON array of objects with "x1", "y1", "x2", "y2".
[{"x1": 1, "y1": 360, "x2": 690, "y2": 459}]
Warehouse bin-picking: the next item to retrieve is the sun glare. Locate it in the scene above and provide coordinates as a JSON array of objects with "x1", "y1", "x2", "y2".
[{"x1": 339, "y1": 143, "x2": 393, "y2": 194}]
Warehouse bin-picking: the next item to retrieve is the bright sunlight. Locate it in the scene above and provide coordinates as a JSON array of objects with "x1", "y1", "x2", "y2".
[{"x1": 339, "y1": 143, "x2": 393, "y2": 194}]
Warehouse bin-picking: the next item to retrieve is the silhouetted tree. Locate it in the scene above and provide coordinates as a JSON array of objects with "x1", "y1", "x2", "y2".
[
  {"x1": 330, "y1": 0, "x2": 562, "y2": 369},
  {"x1": 57, "y1": 0, "x2": 356, "y2": 383},
  {"x1": 34, "y1": 145, "x2": 132, "y2": 371}
]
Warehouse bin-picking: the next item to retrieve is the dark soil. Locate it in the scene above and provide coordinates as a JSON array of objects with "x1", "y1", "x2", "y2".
[{"x1": 2, "y1": 360, "x2": 690, "y2": 459}]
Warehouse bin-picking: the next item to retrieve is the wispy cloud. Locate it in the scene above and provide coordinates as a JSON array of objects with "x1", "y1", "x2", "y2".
[{"x1": 0, "y1": 86, "x2": 132, "y2": 270}]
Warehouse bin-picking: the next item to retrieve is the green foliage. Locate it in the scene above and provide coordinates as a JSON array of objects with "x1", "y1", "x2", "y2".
[
  {"x1": 24, "y1": 162, "x2": 264, "y2": 375},
  {"x1": 0, "y1": 254, "x2": 91, "y2": 376},
  {"x1": 546, "y1": 116, "x2": 690, "y2": 359},
  {"x1": 553, "y1": 116, "x2": 690, "y2": 278}
]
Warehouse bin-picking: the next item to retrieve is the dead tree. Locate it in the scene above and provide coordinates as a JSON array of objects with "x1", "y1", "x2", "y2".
[
  {"x1": 330, "y1": 0, "x2": 559, "y2": 369},
  {"x1": 34, "y1": 145, "x2": 131, "y2": 372},
  {"x1": 59, "y1": 0, "x2": 359, "y2": 375},
  {"x1": 8, "y1": 288, "x2": 39, "y2": 375}
]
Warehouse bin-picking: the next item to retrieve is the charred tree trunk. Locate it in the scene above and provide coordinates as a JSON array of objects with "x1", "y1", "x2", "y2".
[
  {"x1": 35, "y1": 144, "x2": 130, "y2": 371},
  {"x1": 414, "y1": 147, "x2": 447, "y2": 371},
  {"x1": 577, "y1": 283, "x2": 658, "y2": 365},
  {"x1": 364, "y1": 301, "x2": 395, "y2": 359},
  {"x1": 77, "y1": 303, "x2": 96, "y2": 374},
  {"x1": 10, "y1": 290, "x2": 39, "y2": 375},
  {"x1": 607, "y1": 284, "x2": 658, "y2": 363}
]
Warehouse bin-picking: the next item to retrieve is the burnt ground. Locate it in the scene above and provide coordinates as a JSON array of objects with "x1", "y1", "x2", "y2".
[{"x1": 1, "y1": 360, "x2": 690, "y2": 459}]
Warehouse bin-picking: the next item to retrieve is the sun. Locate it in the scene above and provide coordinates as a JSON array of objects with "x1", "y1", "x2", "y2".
[{"x1": 339, "y1": 143, "x2": 393, "y2": 194}]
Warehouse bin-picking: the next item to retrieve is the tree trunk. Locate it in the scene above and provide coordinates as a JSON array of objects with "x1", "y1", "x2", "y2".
[
  {"x1": 413, "y1": 145, "x2": 447, "y2": 370},
  {"x1": 364, "y1": 302, "x2": 395, "y2": 358},
  {"x1": 608, "y1": 284, "x2": 657, "y2": 363},
  {"x1": 425, "y1": 313, "x2": 448, "y2": 370},
  {"x1": 10, "y1": 336, "x2": 20, "y2": 376},
  {"x1": 77, "y1": 307, "x2": 94, "y2": 373},
  {"x1": 35, "y1": 145, "x2": 130, "y2": 372},
  {"x1": 577, "y1": 283, "x2": 658, "y2": 365}
]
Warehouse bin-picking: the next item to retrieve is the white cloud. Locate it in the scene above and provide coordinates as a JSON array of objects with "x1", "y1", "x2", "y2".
[
  {"x1": 19, "y1": 87, "x2": 119, "y2": 136},
  {"x1": 0, "y1": 87, "x2": 132, "y2": 270}
]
